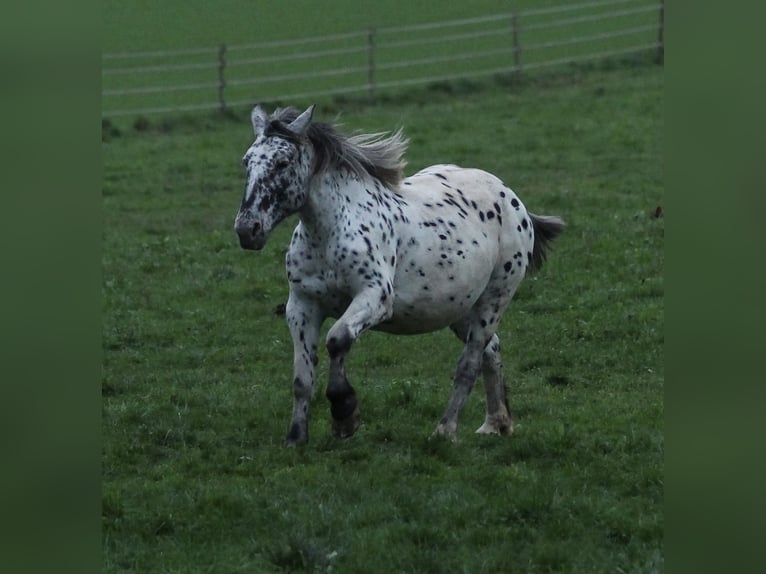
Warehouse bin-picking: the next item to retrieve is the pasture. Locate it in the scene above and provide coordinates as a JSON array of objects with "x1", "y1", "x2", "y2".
[
  {"x1": 102, "y1": 62, "x2": 663, "y2": 572},
  {"x1": 102, "y1": 0, "x2": 662, "y2": 119}
]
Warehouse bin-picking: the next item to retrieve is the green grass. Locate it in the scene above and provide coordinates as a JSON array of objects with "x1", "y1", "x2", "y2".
[
  {"x1": 102, "y1": 0, "x2": 605, "y2": 52},
  {"x1": 102, "y1": 0, "x2": 661, "y2": 119},
  {"x1": 103, "y1": 63, "x2": 663, "y2": 572}
]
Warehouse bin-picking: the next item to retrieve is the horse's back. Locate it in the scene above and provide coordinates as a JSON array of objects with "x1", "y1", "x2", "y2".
[
  {"x1": 403, "y1": 164, "x2": 504, "y2": 194},
  {"x1": 399, "y1": 164, "x2": 534, "y2": 257}
]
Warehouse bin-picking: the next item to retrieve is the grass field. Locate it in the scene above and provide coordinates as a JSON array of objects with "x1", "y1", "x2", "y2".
[
  {"x1": 102, "y1": 0, "x2": 661, "y2": 119},
  {"x1": 102, "y1": 59, "x2": 663, "y2": 572},
  {"x1": 102, "y1": 0, "x2": 602, "y2": 52}
]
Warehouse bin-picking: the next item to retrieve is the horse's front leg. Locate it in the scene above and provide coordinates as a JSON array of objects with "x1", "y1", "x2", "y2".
[
  {"x1": 285, "y1": 294, "x2": 323, "y2": 446},
  {"x1": 326, "y1": 283, "x2": 394, "y2": 438}
]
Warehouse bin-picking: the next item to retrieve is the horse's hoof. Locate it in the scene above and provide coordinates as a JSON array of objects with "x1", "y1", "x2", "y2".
[
  {"x1": 475, "y1": 416, "x2": 514, "y2": 436},
  {"x1": 285, "y1": 439, "x2": 305, "y2": 447},
  {"x1": 331, "y1": 406, "x2": 361, "y2": 439},
  {"x1": 431, "y1": 423, "x2": 458, "y2": 443},
  {"x1": 285, "y1": 422, "x2": 308, "y2": 446}
]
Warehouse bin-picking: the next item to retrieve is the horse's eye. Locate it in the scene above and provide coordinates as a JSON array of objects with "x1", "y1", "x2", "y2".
[{"x1": 274, "y1": 159, "x2": 290, "y2": 171}]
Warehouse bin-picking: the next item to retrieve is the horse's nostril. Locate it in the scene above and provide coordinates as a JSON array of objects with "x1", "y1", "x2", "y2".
[{"x1": 252, "y1": 222, "x2": 261, "y2": 235}]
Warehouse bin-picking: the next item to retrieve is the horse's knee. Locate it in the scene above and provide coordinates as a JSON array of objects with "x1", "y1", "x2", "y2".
[
  {"x1": 327, "y1": 323, "x2": 353, "y2": 358},
  {"x1": 292, "y1": 376, "x2": 312, "y2": 401}
]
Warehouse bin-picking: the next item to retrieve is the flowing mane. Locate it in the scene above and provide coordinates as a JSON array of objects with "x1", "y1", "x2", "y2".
[{"x1": 265, "y1": 107, "x2": 408, "y2": 188}]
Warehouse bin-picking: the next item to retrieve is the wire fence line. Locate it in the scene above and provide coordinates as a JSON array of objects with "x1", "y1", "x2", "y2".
[{"x1": 102, "y1": 0, "x2": 664, "y2": 119}]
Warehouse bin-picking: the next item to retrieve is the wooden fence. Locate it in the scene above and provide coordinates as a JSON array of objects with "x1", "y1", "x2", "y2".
[{"x1": 102, "y1": 0, "x2": 664, "y2": 118}]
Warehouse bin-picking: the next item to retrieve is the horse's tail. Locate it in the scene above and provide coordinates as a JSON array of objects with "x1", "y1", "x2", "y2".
[{"x1": 529, "y1": 213, "x2": 566, "y2": 272}]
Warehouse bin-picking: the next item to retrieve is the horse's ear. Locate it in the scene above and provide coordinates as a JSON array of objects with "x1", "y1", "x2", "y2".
[
  {"x1": 286, "y1": 105, "x2": 315, "y2": 137},
  {"x1": 251, "y1": 105, "x2": 269, "y2": 136}
]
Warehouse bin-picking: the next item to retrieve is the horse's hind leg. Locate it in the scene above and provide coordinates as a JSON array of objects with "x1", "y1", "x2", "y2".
[
  {"x1": 437, "y1": 274, "x2": 521, "y2": 440},
  {"x1": 476, "y1": 334, "x2": 513, "y2": 435},
  {"x1": 434, "y1": 333, "x2": 484, "y2": 441},
  {"x1": 446, "y1": 326, "x2": 512, "y2": 437}
]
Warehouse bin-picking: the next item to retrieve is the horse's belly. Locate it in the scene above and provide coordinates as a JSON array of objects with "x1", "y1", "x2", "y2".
[
  {"x1": 374, "y1": 306, "x2": 469, "y2": 334},
  {"x1": 374, "y1": 277, "x2": 488, "y2": 335}
]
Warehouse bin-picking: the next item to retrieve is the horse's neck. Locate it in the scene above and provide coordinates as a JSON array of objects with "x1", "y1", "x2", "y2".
[{"x1": 300, "y1": 170, "x2": 368, "y2": 240}]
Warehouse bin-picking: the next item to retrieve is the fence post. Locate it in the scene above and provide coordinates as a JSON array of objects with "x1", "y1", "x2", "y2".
[
  {"x1": 217, "y1": 44, "x2": 227, "y2": 112},
  {"x1": 511, "y1": 12, "x2": 522, "y2": 77},
  {"x1": 656, "y1": 1, "x2": 664, "y2": 65},
  {"x1": 367, "y1": 27, "x2": 376, "y2": 100}
]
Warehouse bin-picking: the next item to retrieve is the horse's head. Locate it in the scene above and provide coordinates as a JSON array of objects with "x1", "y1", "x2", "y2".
[{"x1": 234, "y1": 105, "x2": 315, "y2": 250}]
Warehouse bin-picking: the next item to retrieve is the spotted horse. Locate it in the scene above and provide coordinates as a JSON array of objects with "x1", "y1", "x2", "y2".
[{"x1": 234, "y1": 105, "x2": 565, "y2": 446}]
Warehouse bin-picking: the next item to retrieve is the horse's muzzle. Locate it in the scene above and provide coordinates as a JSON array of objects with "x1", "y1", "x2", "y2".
[{"x1": 235, "y1": 219, "x2": 266, "y2": 250}]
